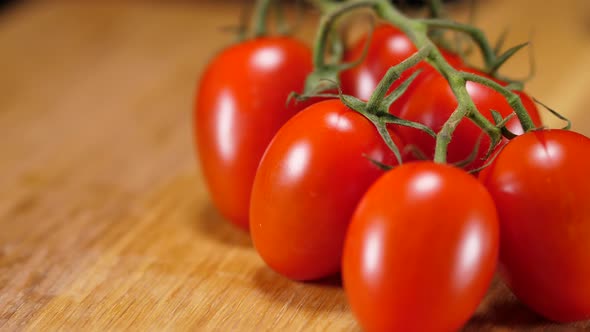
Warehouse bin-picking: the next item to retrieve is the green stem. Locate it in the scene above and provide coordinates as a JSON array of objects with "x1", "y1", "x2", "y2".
[
  {"x1": 274, "y1": 0, "x2": 288, "y2": 35},
  {"x1": 307, "y1": 0, "x2": 341, "y2": 13},
  {"x1": 461, "y1": 72, "x2": 536, "y2": 131},
  {"x1": 426, "y1": 0, "x2": 446, "y2": 51},
  {"x1": 365, "y1": 45, "x2": 432, "y2": 113},
  {"x1": 433, "y1": 76, "x2": 500, "y2": 163},
  {"x1": 434, "y1": 105, "x2": 468, "y2": 163},
  {"x1": 312, "y1": 1, "x2": 374, "y2": 68},
  {"x1": 428, "y1": 0, "x2": 445, "y2": 18},
  {"x1": 419, "y1": 18, "x2": 496, "y2": 69},
  {"x1": 252, "y1": 0, "x2": 274, "y2": 38}
]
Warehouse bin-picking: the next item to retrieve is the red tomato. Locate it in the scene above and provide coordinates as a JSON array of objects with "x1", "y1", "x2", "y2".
[
  {"x1": 250, "y1": 99, "x2": 402, "y2": 281},
  {"x1": 479, "y1": 129, "x2": 590, "y2": 322},
  {"x1": 343, "y1": 162, "x2": 499, "y2": 332},
  {"x1": 195, "y1": 37, "x2": 313, "y2": 230},
  {"x1": 341, "y1": 24, "x2": 462, "y2": 115},
  {"x1": 397, "y1": 69, "x2": 542, "y2": 170}
]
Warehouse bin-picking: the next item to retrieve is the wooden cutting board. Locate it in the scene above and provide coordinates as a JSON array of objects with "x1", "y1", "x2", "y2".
[{"x1": 1, "y1": 1, "x2": 590, "y2": 330}]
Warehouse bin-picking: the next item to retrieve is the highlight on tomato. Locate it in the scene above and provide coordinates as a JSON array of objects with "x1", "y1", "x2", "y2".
[
  {"x1": 479, "y1": 129, "x2": 590, "y2": 322},
  {"x1": 249, "y1": 99, "x2": 402, "y2": 281},
  {"x1": 195, "y1": 37, "x2": 313, "y2": 230},
  {"x1": 343, "y1": 161, "x2": 499, "y2": 332}
]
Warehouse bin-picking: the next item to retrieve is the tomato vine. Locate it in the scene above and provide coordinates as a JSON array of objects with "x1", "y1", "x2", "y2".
[{"x1": 302, "y1": 0, "x2": 539, "y2": 164}]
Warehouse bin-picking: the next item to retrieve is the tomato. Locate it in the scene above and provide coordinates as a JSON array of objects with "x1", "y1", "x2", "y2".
[
  {"x1": 341, "y1": 24, "x2": 462, "y2": 116},
  {"x1": 343, "y1": 162, "x2": 499, "y2": 332},
  {"x1": 397, "y1": 69, "x2": 542, "y2": 170},
  {"x1": 250, "y1": 99, "x2": 402, "y2": 281},
  {"x1": 479, "y1": 129, "x2": 590, "y2": 322},
  {"x1": 195, "y1": 37, "x2": 313, "y2": 230}
]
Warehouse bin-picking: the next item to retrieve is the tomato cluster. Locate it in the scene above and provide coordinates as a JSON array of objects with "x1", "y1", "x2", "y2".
[{"x1": 195, "y1": 18, "x2": 590, "y2": 332}]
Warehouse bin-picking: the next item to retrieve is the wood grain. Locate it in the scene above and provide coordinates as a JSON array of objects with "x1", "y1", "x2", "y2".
[{"x1": 0, "y1": 1, "x2": 589, "y2": 331}]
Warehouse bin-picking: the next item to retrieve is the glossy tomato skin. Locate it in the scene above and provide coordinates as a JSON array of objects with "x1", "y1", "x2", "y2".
[
  {"x1": 397, "y1": 69, "x2": 542, "y2": 170},
  {"x1": 341, "y1": 25, "x2": 462, "y2": 115},
  {"x1": 479, "y1": 130, "x2": 590, "y2": 322},
  {"x1": 343, "y1": 162, "x2": 499, "y2": 332},
  {"x1": 250, "y1": 99, "x2": 402, "y2": 281},
  {"x1": 195, "y1": 37, "x2": 313, "y2": 230}
]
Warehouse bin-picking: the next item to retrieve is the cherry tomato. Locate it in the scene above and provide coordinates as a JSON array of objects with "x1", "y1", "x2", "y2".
[
  {"x1": 250, "y1": 99, "x2": 402, "y2": 281},
  {"x1": 479, "y1": 129, "x2": 590, "y2": 322},
  {"x1": 397, "y1": 69, "x2": 542, "y2": 170},
  {"x1": 195, "y1": 37, "x2": 313, "y2": 230},
  {"x1": 341, "y1": 24, "x2": 462, "y2": 115},
  {"x1": 343, "y1": 162, "x2": 499, "y2": 332}
]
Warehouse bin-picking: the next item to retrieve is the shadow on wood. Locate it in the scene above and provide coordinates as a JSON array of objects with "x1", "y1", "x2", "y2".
[
  {"x1": 251, "y1": 265, "x2": 350, "y2": 316},
  {"x1": 464, "y1": 277, "x2": 547, "y2": 331},
  {"x1": 195, "y1": 202, "x2": 252, "y2": 248}
]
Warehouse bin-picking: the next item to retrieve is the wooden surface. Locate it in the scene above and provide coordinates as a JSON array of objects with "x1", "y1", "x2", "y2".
[{"x1": 1, "y1": 1, "x2": 590, "y2": 331}]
